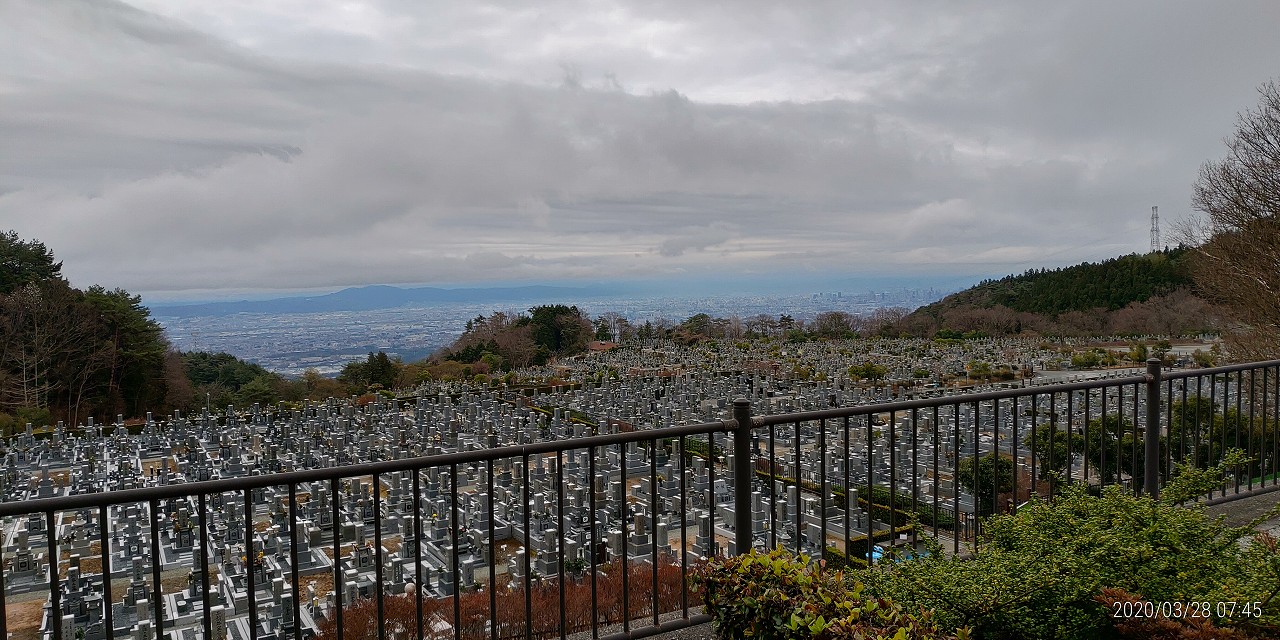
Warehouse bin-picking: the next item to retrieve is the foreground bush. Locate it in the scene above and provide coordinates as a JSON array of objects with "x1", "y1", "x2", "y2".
[
  {"x1": 695, "y1": 548, "x2": 964, "y2": 640},
  {"x1": 860, "y1": 483, "x2": 1280, "y2": 640}
]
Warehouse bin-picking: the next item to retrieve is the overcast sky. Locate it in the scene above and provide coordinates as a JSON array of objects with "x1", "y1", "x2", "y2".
[{"x1": 3, "y1": 1, "x2": 1278, "y2": 299}]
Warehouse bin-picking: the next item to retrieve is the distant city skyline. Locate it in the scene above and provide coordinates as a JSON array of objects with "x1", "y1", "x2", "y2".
[
  {"x1": 4, "y1": 1, "x2": 1278, "y2": 298},
  {"x1": 153, "y1": 285, "x2": 950, "y2": 375}
]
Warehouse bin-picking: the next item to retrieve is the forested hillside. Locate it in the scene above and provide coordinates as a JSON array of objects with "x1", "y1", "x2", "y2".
[
  {"x1": 0, "y1": 231, "x2": 175, "y2": 429},
  {"x1": 904, "y1": 249, "x2": 1217, "y2": 337},
  {"x1": 929, "y1": 249, "x2": 1191, "y2": 314},
  {"x1": 0, "y1": 232, "x2": 347, "y2": 431}
]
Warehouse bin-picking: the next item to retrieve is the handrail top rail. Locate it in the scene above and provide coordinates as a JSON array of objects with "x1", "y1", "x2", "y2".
[{"x1": 1162, "y1": 357, "x2": 1280, "y2": 380}]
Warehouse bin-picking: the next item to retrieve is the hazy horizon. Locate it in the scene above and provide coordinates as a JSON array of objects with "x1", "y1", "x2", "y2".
[{"x1": 140, "y1": 272, "x2": 971, "y2": 306}]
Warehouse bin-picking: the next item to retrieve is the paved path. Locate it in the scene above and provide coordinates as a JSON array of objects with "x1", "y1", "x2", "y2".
[
  {"x1": 1203, "y1": 486, "x2": 1280, "y2": 535},
  {"x1": 645, "y1": 623, "x2": 717, "y2": 640}
]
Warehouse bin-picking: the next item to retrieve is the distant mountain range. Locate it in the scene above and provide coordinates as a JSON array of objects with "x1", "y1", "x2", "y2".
[{"x1": 150, "y1": 284, "x2": 614, "y2": 318}]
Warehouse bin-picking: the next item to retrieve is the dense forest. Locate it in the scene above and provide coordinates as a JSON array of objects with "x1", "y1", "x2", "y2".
[
  {"x1": 903, "y1": 249, "x2": 1218, "y2": 338},
  {"x1": 0, "y1": 232, "x2": 361, "y2": 433},
  {"x1": 0, "y1": 231, "x2": 175, "y2": 430},
  {"x1": 933, "y1": 248, "x2": 1192, "y2": 314}
]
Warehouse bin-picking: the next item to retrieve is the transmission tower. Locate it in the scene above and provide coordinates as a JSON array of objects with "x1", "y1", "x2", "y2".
[{"x1": 1150, "y1": 205, "x2": 1160, "y2": 253}]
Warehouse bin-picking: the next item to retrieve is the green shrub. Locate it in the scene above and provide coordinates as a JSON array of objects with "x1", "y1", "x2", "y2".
[
  {"x1": 14, "y1": 405, "x2": 52, "y2": 430},
  {"x1": 860, "y1": 484, "x2": 1280, "y2": 640},
  {"x1": 833, "y1": 486, "x2": 956, "y2": 529},
  {"x1": 694, "y1": 547, "x2": 964, "y2": 640},
  {"x1": 823, "y1": 546, "x2": 869, "y2": 571},
  {"x1": 685, "y1": 438, "x2": 723, "y2": 461}
]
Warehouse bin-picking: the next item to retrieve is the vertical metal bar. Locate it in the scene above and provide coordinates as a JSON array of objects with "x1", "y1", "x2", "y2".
[
  {"x1": 1264, "y1": 368, "x2": 1274, "y2": 486},
  {"x1": 1083, "y1": 388, "x2": 1091, "y2": 487},
  {"x1": 450, "y1": 466, "x2": 460, "y2": 640},
  {"x1": 678, "y1": 436, "x2": 688, "y2": 618},
  {"x1": 930, "y1": 406, "x2": 939, "y2": 540},
  {"x1": 417, "y1": 469, "x2": 427, "y2": 640},
  {"x1": 1236, "y1": 369, "x2": 1245, "y2": 450},
  {"x1": 1236, "y1": 369, "x2": 1245, "y2": 493},
  {"x1": 100, "y1": 504, "x2": 114, "y2": 640},
  {"x1": 0, "y1": 528, "x2": 6, "y2": 640},
  {"x1": 1066, "y1": 391, "x2": 1074, "y2": 487},
  {"x1": 649, "y1": 441, "x2": 659, "y2": 625},
  {"x1": 970, "y1": 402, "x2": 979, "y2": 545},
  {"x1": 289, "y1": 484, "x2": 301, "y2": 640},
  {"x1": 887, "y1": 410, "x2": 896, "y2": 536},
  {"x1": 793, "y1": 419, "x2": 801, "y2": 554},
  {"x1": 1248, "y1": 368, "x2": 1257, "y2": 491},
  {"x1": 820, "y1": 417, "x2": 829, "y2": 559},
  {"x1": 1115, "y1": 385, "x2": 1124, "y2": 490},
  {"x1": 843, "y1": 416, "x2": 851, "y2": 558},
  {"x1": 1166, "y1": 379, "x2": 1175, "y2": 482},
  {"x1": 589, "y1": 446, "x2": 599, "y2": 640},
  {"x1": 1045, "y1": 392, "x2": 1057, "y2": 493},
  {"x1": 867, "y1": 414, "x2": 874, "y2": 560},
  {"x1": 993, "y1": 399, "x2": 1003, "y2": 514},
  {"x1": 246, "y1": 489, "x2": 258, "y2": 640},
  {"x1": 1211, "y1": 373, "x2": 1220, "y2": 497},
  {"x1": 992, "y1": 400, "x2": 1001, "y2": 515},
  {"x1": 1102, "y1": 386, "x2": 1110, "y2": 488},
  {"x1": 950, "y1": 406, "x2": 959, "y2": 557},
  {"x1": 1262, "y1": 369, "x2": 1270, "y2": 488},
  {"x1": 1124, "y1": 383, "x2": 1134, "y2": 494},
  {"x1": 1031, "y1": 394, "x2": 1039, "y2": 496},
  {"x1": 331, "y1": 477, "x2": 343, "y2": 640},
  {"x1": 1136, "y1": 378, "x2": 1146, "y2": 494},
  {"x1": 374, "y1": 473, "x2": 386, "y2": 640},
  {"x1": 1145, "y1": 359, "x2": 1162, "y2": 497},
  {"x1": 149, "y1": 498, "x2": 164, "y2": 639},
  {"x1": 733, "y1": 399, "x2": 752, "y2": 557},
  {"x1": 523, "y1": 454, "x2": 532, "y2": 638},
  {"x1": 1010, "y1": 399, "x2": 1018, "y2": 511},
  {"x1": 1180, "y1": 379, "x2": 1189, "y2": 465},
  {"x1": 47, "y1": 509, "x2": 61, "y2": 640},
  {"x1": 558, "y1": 452, "x2": 568, "y2": 639},
  {"x1": 1195, "y1": 375, "x2": 1205, "y2": 473},
  {"x1": 768, "y1": 423, "x2": 776, "y2": 550},
  {"x1": 620, "y1": 445, "x2": 630, "y2": 633},
  {"x1": 909, "y1": 409, "x2": 918, "y2": 543}
]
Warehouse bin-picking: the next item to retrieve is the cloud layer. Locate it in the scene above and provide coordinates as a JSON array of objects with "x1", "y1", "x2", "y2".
[{"x1": 3, "y1": 0, "x2": 1278, "y2": 295}]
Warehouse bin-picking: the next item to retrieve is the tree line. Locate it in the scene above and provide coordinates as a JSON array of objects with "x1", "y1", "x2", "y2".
[
  {"x1": 0, "y1": 232, "x2": 174, "y2": 431},
  {"x1": 0, "y1": 232, "x2": 376, "y2": 433}
]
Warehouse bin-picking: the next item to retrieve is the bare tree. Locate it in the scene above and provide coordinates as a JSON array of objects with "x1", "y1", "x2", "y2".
[
  {"x1": 811, "y1": 311, "x2": 855, "y2": 337},
  {"x1": 597, "y1": 312, "x2": 628, "y2": 342},
  {"x1": 1187, "y1": 79, "x2": 1280, "y2": 360}
]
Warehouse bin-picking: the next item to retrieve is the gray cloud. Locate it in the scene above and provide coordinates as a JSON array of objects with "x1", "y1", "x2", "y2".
[{"x1": 1, "y1": 0, "x2": 1276, "y2": 295}]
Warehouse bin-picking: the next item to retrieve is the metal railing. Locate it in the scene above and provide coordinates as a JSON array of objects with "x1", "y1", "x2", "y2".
[{"x1": 2, "y1": 358, "x2": 1279, "y2": 640}]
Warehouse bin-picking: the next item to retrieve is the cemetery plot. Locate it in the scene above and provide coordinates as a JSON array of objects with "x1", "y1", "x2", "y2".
[{"x1": 1, "y1": 337, "x2": 1261, "y2": 638}]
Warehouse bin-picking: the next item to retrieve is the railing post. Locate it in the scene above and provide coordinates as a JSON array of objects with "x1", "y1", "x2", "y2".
[
  {"x1": 732, "y1": 398, "x2": 753, "y2": 555},
  {"x1": 1145, "y1": 358, "x2": 1162, "y2": 498}
]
